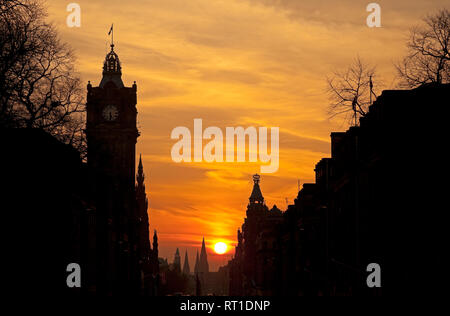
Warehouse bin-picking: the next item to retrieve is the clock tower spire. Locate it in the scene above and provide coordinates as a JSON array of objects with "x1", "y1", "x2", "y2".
[
  {"x1": 85, "y1": 40, "x2": 141, "y2": 294},
  {"x1": 99, "y1": 43, "x2": 124, "y2": 88}
]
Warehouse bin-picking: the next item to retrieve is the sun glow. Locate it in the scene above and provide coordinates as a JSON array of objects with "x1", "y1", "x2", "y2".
[{"x1": 214, "y1": 242, "x2": 227, "y2": 254}]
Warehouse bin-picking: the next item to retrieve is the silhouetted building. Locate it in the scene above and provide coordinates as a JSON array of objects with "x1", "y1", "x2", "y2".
[
  {"x1": 136, "y1": 156, "x2": 159, "y2": 295},
  {"x1": 190, "y1": 237, "x2": 227, "y2": 295},
  {"x1": 228, "y1": 84, "x2": 449, "y2": 296},
  {"x1": 2, "y1": 41, "x2": 160, "y2": 296},
  {"x1": 2, "y1": 128, "x2": 87, "y2": 295},
  {"x1": 199, "y1": 237, "x2": 209, "y2": 273},
  {"x1": 228, "y1": 174, "x2": 283, "y2": 295},
  {"x1": 183, "y1": 250, "x2": 191, "y2": 275},
  {"x1": 195, "y1": 238, "x2": 210, "y2": 295},
  {"x1": 82, "y1": 42, "x2": 159, "y2": 295},
  {"x1": 173, "y1": 248, "x2": 181, "y2": 273}
]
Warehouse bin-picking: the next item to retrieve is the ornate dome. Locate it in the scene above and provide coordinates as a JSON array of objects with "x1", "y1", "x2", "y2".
[
  {"x1": 100, "y1": 44, "x2": 124, "y2": 88},
  {"x1": 103, "y1": 44, "x2": 121, "y2": 74}
]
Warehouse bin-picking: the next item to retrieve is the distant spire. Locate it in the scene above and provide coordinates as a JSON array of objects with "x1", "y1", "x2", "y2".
[
  {"x1": 199, "y1": 237, "x2": 209, "y2": 273},
  {"x1": 183, "y1": 250, "x2": 190, "y2": 275},
  {"x1": 173, "y1": 248, "x2": 181, "y2": 272},
  {"x1": 249, "y1": 174, "x2": 264, "y2": 204}
]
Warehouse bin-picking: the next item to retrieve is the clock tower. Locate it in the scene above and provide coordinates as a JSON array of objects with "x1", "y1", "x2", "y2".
[{"x1": 85, "y1": 43, "x2": 140, "y2": 294}]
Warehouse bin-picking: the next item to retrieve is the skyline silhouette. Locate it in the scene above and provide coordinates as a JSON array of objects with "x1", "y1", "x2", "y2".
[
  {"x1": 44, "y1": 0, "x2": 450, "y2": 271},
  {"x1": 3, "y1": 0, "x2": 449, "y2": 279}
]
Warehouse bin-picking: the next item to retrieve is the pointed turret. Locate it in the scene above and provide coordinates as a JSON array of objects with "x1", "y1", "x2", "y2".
[
  {"x1": 135, "y1": 153, "x2": 150, "y2": 273},
  {"x1": 137, "y1": 154, "x2": 145, "y2": 186},
  {"x1": 249, "y1": 174, "x2": 264, "y2": 204},
  {"x1": 183, "y1": 250, "x2": 190, "y2": 275},
  {"x1": 136, "y1": 154, "x2": 147, "y2": 202},
  {"x1": 246, "y1": 173, "x2": 269, "y2": 217},
  {"x1": 199, "y1": 237, "x2": 209, "y2": 273},
  {"x1": 173, "y1": 248, "x2": 181, "y2": 273}
]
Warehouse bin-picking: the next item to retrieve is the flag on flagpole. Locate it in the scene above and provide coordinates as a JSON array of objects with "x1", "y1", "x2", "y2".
[{"x1": 108, "y1": 24, "x2": 113, "y2": 35}]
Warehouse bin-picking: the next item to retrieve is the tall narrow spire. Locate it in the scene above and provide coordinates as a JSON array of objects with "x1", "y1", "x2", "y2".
[
  {"x1": 199, "y1": 237, "x2": 209, "y2": 273},
  {"x1": 249, "y1": 174, "x2": 264, "y2": 204},
  {"x1": 136, "y1": 153, "x2": 147, "y2": 212},
  {"x1": 183, "y1": 250, "x2": 190, "y2": 275},
  {"x1": 173, "y1": 248, "x2": 181, "y2": 272},
  {"x1": 137, "y1": 154, "x2": 145, "y2": 186},
  {"x1": 100, "y1": 34, "x2": 123, "y2": 88}
]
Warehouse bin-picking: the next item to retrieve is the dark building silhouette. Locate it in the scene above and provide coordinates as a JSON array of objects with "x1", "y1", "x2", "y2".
[
  {"x1": 189, "y1": 237, "x2": 228, "y2": 295},
  {"x1": 199, "y1": 237, "x2": 209, "y2": 274},
  {"x1": 195, "y1": 237, "x2": 209, "y2": 294},
  {"x1": 183, "y1": 250, "x2": 191, "y2": 275},
  {"x1": 136, "y1": 155, "x2": 160, "y2": 295},
  {"x1": 228, "y1": 84, "x2": 449, "y2": 296},
  {"x1": 173, "y1": 248, "x2": 181, "y2": 273},
  {"x1": 2, "y1": 42, "x2": 159, "y2": 296},
  {"x1": 83, "y1": 42, "x2": 158, "y2": 295},
  {"x1": 2, "y1": 129, "x2": 87, "y2": 295},
  {"x1": 228, "y1": 174, "x2": 283, "y2": 295}
]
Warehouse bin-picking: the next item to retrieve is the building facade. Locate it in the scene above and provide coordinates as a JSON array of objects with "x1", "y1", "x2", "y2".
[
  {"x1": 83, "y1": 43, "x2": 159, "y2": 295},
  {"x1": 228, "y1": 84, "x2": 449, "y2": 296}
]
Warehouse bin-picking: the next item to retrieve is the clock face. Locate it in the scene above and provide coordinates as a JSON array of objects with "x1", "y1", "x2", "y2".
[{"x1": 103, "y1": 105, "x2": 118, "y2": 121}]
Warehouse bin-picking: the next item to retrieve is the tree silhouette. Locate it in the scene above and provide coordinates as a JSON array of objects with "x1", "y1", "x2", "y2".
[
  {"x1": 326, "y1": 57, "x2": 379, "y2": 126},
  {"x1": 0, "y1": 0, "x2": 85, "y2": 155},
  {"x1": 396, "y1": 9, "x2": 450, "y2": 87}
]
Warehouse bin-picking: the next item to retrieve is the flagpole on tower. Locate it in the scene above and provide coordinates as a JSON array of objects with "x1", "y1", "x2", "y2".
[{"x1": 108, "y1": 24, "x2": 114, "y2": 48}]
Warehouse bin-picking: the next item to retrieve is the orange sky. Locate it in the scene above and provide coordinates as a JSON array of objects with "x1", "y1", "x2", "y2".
[{"x1": 47, "y1": 0, "x2": 447, "y2": 271}]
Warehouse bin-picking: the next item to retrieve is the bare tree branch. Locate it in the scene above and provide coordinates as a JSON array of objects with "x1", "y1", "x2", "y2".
[
  {"x1": 396, "y1": 9, "x2": 450, "y2": 87},
  {"x1": 0, "y1": 0, "x2": 86, "y2": 156},
  {"x1": 326, "y1": 57, "x2": 379, "y2": 126}
]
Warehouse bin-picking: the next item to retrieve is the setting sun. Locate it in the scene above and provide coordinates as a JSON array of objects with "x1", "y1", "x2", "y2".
[{"x1": 214, "y1": 242, "x2": 227, "y2": 255}]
